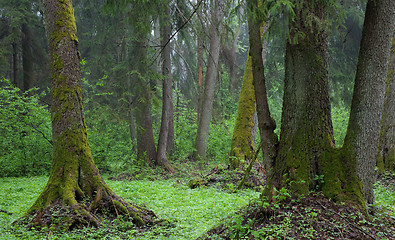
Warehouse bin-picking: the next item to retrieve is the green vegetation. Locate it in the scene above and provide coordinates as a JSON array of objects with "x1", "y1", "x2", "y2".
[{"x1": 0, "y1": 176, "x2": 258, "y2": 239}]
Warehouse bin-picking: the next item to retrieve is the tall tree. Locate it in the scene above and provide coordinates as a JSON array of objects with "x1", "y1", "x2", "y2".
[
  {"x1": 247, "y1": 0, "x2": 278, "y2": 176},
  {"x1": 157, "y1": 0, "x2": 176, "y2": 173},
  {"x1": 22, "y1": 0, "x2": 156, "y2": 228},
  {"x1": 264, "y1": 0, "x2": 362, "y2": 204},
  {"x1": 194, "y1": 0, "x2": 225, "y2": 161},
  {"x1": 377, "y1": 31, "x2": 395, "y2": 173},
  {"x1": 343, "y1": 0, "x2": 395, "y2": 204}
]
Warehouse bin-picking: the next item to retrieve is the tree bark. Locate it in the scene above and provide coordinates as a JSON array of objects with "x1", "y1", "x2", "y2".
[
  {"x1": 344, "y1": 0, "x2": 395, "y2": 205},
  {"x1": 132, "y1": 38, "x2": 157, "y2": 165},
  {"x1": 266, "y1": 0, "x2": 337, "y2": 197},
  {"x1": 22, "y1": 23, "x2": 34, "y2": 92},
  {"x1": 377, "y1": 31, "x2": 395, "y2": 173},
  {"x1": 194, "y1": 0, "x2": 225, "y2": 161},
  {"x1": 21, "y1": 0, "x2": 156, "y2": 229},
  {"x1": 247, "y1": 0, "x2": 278, "y2": 176},
  {"x1": 157, "y1": 1, "x2": 176, "y2": 173}
]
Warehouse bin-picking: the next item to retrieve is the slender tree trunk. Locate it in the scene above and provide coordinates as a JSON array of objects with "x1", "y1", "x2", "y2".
[
  {"x1": 377, "y1": 31, "x2": 395, "y2": 173},
  {"x1": 22, "y1": 23, "x2": 34, "y2": 91},
  {"x1": 194, "y1": 0, "x2": 225, "y2": 161},
  {"x1": 12, "y1": 42, "x2": 18, "y2": 87},
  {"x1": 229, "y1": 22, "x2": 241, "y2": 93},
  {"x1": 343, "y1": 0, "x2": 395, "y2": 205},
  {"x1": 247, "y1": 0, "x2": 278, "y2": 176},
  {"x1": 157, "y1": 2, "x2": 175, "y2": 173},
  {"x1": 22, "y1": 0, "x2": 156, "y2": 229},
  {"x1": 132, "y1": 38, "x2": 157, "y2": 165},
  {"x1": 197, "y1": 28, "x2": 204, "y2": 123}
]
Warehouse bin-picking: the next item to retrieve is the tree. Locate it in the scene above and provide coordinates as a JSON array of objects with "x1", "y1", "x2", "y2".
[
  {"x1": 263, "y1": 0, "x2": 394, "y2": 209},
  {"x1": 157, "y1": 0, "x2": 176, "y2": 173},
  {"x1": 21, "y1": 0, "x2": 156, "y2": 228},
  {"x1": 377, "y1": 31, "x2": 395, "y2": 173},
  {"x1": 266, "y1": 0, "x2": 361, "y2": 206},
  {"x1": 343, "y1": 0, "x2": 395, "y2": 204},
  {"x1": 247, "y1": 0, "x2": 278, "y2": 176},
  {"x1": 194, "y1": 0, "x2": 225, "y2": 161},
  {"x1": 229, "y1": 55, "x2": 256, "y2": 170}
]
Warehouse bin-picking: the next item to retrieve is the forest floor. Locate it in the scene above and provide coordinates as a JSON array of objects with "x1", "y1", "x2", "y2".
[{"x1": 0, "y1": 162, "x2": 394, "y2": 239}]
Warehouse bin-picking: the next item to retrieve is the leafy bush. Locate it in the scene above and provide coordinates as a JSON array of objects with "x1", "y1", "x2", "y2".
[{"x1": 0, "y1": 79, "x2": 52, "y2": 177}]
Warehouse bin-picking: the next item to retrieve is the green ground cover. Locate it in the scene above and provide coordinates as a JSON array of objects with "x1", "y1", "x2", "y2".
[{"x1": 0, "y1": 176, "x2": 258, "y2": 239}]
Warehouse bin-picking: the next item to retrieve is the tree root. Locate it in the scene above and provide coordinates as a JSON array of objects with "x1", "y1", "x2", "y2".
[{"x1": 19, "y1": 191, "x2": 156, "y2": 231}]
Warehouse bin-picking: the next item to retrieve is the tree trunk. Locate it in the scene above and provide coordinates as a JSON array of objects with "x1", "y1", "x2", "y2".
[
  {"x1": 343, "y1": 0, "x2": 395, "y2": 205},
  {"x1": 157, "y1": 2, "x2": 175, "y2": 173},
  {"x1": 22, "y1": 23, "x2": 34, "y2": 92},
  {"x1": 194, "y1": 0, "x2": 225, "y2": 161},
  {"x1": 266, "y1": 0, "x2": 338, "y2": 197},
  {"x1": 229, "y1": 55, "x2": 256, "y2": 170},
  {"x1": 132, "y1": 38, "x2": 157, "y2": 165},
  {"x1": 377, "y1": 31, "x2": 395, "y2": 173},
  {"x1": 247, "y1": 0, "x2": 278, "y2": 176},
  {"x1": 21, "y1": 0, "x2": 156, "y2": 229},
  {"x1": 229, "y1": 22, "x2": 241, "y2": 93}
]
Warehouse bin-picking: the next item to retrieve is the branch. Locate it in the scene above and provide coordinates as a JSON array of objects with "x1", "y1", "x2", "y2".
[{"x1": 151, "y1": 0, "x2": 204, "y2": 65}]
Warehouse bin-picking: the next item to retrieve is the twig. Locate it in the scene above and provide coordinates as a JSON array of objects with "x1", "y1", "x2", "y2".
[
  {"x1": 0, "y1": 209, "x2": 13, "y2": 215},
  {"x1": 236, "y1": 142, "x2": 263, "y2": 191},
  {"x1": 317, "y1": 201, "x2": 376, "y2": 240}
]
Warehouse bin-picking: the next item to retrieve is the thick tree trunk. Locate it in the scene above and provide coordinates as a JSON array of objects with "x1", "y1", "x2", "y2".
[
  {"x1": 194, "y1": 0, "x2": 225, "y2": 161},
  {"x1": 247, "y1": 0, "x2": 278, "y2": 176},
  {"x1": 157, "y1": 2, "x2": 175, "y2": 173},
  {"x1": 229, "y1": 55, "x2": 256, "y2": 170},
  {"x1": 266, "y1": 0, "x2": 339, "y2": 198},
  {"x1": 22, "y1": 23, "x2": 34, "y2": 91},
  {"x1": 22, "y1": 0, "x2": 156, "y2": 229},
  {"x1": 377, "y1": 31, "x2": 395, "y2": 173},
  {"x1": 344, "y1": 0, "x2": 395, "y2": 205}
]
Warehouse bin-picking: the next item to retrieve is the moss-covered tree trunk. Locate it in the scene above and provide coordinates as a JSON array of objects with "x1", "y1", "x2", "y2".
[
  {"x1": 377, "y1": 31, "x2": 395, "y2": 173},
  {"x1": 344, "y1": 0, "x2": 395, "y2": 205},
  {"x1": 22, "y1": 0, "x2": 156, "y2": 229},
  {"x1": 266, "y1": 0, "x2": 355, "y2": 200},
  {"x1": 229, "y1": 55, "x2": 256, "y2": 170},
  {"x1": 247, "y1": 0, "x2": 278, "y2": 177}
]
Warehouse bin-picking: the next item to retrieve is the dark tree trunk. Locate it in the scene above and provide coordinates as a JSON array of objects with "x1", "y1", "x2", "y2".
[
  {"x1": 377, "y1": 31, "x2": 395, "y2": 173},
  {"x1": 22, "y1": 23, "x2": 34, "y2": 91},
  {"x1": 266, "y1": 0, "x2": 337, "y2": 197},
  {"x1": 21, "y1": 0, "x2": 156, "y2": 229},
  {"x1": 194, "y1": 0, "x2": 225, "y2": 161},
  {"x1": 132, "y1": 39, "x2": 157, "y2": 165},
  {"x1": 343, "y1": 0, "x2": 395, "y2": 205},
  {"x1": 247, "y1": 0, "x2": 278, "y2": 176},
  {"x1": 157, "y1": 2, "x2": 175, "y2": 173}
]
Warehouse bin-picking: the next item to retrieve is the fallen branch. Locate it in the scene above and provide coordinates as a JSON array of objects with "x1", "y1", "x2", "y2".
[{"x1": 0, "y1": 209, "x2": 13, "y2": 215}]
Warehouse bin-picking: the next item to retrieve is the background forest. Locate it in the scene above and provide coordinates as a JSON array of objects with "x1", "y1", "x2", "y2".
[{"x1": 0, "y1": 0, "x2": 394, "y2": 239}]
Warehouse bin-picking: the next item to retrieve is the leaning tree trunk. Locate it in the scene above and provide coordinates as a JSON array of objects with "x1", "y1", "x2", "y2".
[
  {"x1": 343, "y1": 0, "x2": 395, "y2": 205},
  {"x1": 157, "y1": 1, "x2": 176, "y2": 173},
  {"x1": 21, "y1": 0, "x2": 156, "y2": 229},
  {"x1": 377, "y1": 31, "x2": 395, "y2": 173},
  {"x1": 194, "y1": 0, "x2": 225, "y2": 161},
  {"x1": 247, "y1": 0, "x2": 278, "y2": 177}
]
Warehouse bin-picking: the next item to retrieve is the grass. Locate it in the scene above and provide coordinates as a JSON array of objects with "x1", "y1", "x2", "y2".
[{"x1": 0, "y1": 176, "x2": 259, "y2": 239}]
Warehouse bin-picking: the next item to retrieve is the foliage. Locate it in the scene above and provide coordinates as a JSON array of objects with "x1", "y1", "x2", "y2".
[
  {"x1": 0, "y1": 79, "x2": 52, "y2": 177},
  {"x1": 0, "y1": 176, "x2": 258, "y2": 240}
]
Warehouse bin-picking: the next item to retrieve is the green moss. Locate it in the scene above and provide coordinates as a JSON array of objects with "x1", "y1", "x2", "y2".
[{"x1": 229, "y1": 55, "x2": 256, "y2": 170}]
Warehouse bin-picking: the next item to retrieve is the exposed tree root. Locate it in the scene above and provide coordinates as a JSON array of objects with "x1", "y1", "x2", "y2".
[{"x1": 17, "y1": 187, "x2": 156, "y2": 231}]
